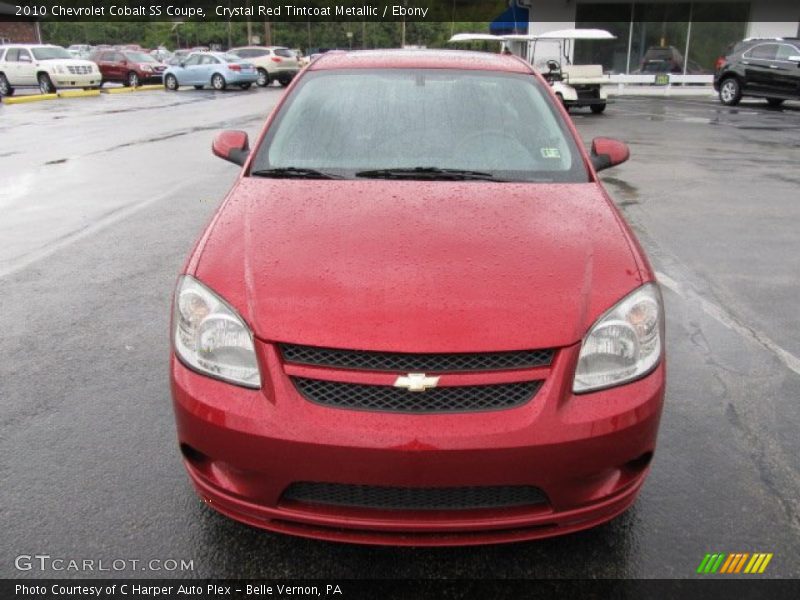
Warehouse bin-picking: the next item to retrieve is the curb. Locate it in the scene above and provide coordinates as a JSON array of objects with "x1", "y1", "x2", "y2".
[
  {"x1": 58, "y1": 89, "x2": 102, "y2": 99},
  {"x1": 2, "y1": 93, "x2": 58, "y2": 104}
]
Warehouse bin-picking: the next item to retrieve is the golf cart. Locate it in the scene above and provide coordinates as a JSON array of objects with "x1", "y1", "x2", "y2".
[{"x1": 449, "y1": 28, "x2": 616, "y2": 114}]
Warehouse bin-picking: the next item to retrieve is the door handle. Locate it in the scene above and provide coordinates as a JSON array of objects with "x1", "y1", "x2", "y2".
[{"x1": 769, "y1": 64, "x2": 779, "y2": 69}]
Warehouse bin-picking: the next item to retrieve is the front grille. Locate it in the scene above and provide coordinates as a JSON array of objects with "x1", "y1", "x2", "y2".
[
  {"x1": 575, "y1": 86, "x2": 600, "y2": 100},
  {"x1": 282, "y1": 482, "x2": 548, "y2": 510},
  {"x1": 291, "y1": 377, "x2": 541, "y2": 413},
  {"x1": 280, "y1": 343, "x2": 553, "y2": 372},
  {"x1": 67, "y1": 66, "x2": 92, "y2": 75}
]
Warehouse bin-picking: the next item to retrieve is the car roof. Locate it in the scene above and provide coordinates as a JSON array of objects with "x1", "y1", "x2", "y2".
[{"x1": 308, "y1": 49, "x2": 533, "y2": 74}]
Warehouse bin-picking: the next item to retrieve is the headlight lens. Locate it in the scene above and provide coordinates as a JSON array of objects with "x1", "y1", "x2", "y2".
[
  {"x1": 573, "y1": 283, "x2": 663, "y2": 393},
  {"x1": 173, "y1": 275, "x2": 261, "y2": 388},
  {"x1": 140, "y1": 64, "x2": 152, "y2": 71}
]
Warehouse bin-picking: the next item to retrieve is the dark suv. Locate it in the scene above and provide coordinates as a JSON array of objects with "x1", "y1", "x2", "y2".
[{"x1": 714, "y1": 38, "x2": 800, "y2": 106}]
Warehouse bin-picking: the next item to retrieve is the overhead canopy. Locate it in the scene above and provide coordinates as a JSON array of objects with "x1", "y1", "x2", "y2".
[
  {"x1": 489, "y1": 3, "x2": 529, "y2": 36},
  {"x1": 449, "y1": 29, "x2": 616, "y2": 44}
]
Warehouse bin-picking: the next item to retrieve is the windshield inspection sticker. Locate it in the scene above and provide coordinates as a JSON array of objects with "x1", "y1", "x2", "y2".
[{"x1": 541, "y1": 148, "x2": 561, "y2": 159}]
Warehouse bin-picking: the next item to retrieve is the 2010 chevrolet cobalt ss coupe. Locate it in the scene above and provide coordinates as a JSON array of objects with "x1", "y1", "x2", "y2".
[{"x1": 170, "y1": 50, "x2": 665, "y2": 546}]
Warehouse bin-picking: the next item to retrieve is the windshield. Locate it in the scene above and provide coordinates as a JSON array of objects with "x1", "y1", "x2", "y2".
[
  {"x1": 32, "y1": 47, "x2": 72, "y2": 61},
  {"x1": 251, "y1": 69, "x2": 588, "y2": 182},
  {"x1": 125, "y1": 52, "x2": 156, "y2": 63}
]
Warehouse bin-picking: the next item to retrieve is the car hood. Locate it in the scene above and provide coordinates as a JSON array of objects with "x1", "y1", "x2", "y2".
[
  {"x1": 193, "y1": 179, "x2": 644, "y2": 352},
  {"x1": 46, "y1": 59, "x2": 96, "y2": 68}
]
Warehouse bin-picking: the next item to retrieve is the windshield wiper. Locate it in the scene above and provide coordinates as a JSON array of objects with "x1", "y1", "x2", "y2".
[
  {"x1": 355, "y1": 167, "x2": 500, "y2": 181},
  {"x1": 250, "y1": 167, "x2": 342, "y2": 179}
]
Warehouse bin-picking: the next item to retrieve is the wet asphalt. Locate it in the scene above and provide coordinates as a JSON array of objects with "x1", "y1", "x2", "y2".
[{"x1": 1, "y1": 88, "x2": 799, "y2": 579}]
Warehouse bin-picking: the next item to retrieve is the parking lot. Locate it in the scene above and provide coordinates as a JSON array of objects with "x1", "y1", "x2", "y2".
[{"x1": 1, "y1": 87, "x2": 799, "y2": 578}]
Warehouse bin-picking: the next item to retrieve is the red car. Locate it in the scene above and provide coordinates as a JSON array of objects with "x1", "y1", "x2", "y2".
[
  {"x1": 171, "y1": 50, "x2": 665, "y2": 546},
  {"x1": 90, "y1": 49, "x2": 167, "y2": 87}
]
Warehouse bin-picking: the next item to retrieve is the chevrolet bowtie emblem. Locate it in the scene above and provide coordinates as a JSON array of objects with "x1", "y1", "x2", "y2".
[{"x1": 393, "y1": 373, "x2": 440, "y2": 392}]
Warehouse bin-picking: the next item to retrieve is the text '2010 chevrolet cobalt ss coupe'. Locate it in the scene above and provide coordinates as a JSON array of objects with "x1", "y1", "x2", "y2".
[{"x1": 170, "y1": 50, "x2": 665, "y2": 546}]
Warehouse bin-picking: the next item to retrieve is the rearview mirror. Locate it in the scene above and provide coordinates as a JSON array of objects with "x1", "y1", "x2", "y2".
[
  {"x1": 212, "y1": 130, "x2": 250, "y2": 166},
  {"x1": 590, "y1": 137, "x2": 630, "y2": 172}
]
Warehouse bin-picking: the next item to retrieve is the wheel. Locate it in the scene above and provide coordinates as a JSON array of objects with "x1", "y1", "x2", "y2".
[
  {"x1": 38, "y1": 72, "x2": 55, "y2": 94},
  {"x1": 0, "y1": 73, "x2": 14, "y2": 97},
  {"x1": 238, "y1": 83, "x2": 252, "y2": 90},
  {"x1": 590, "y1": 103, "x2": 607, "y2": 114},
  {"x1": 278, "y1": 74, "x2": 291, "y2": 87},
  {"x1": 256, "y1": 68, "x2": 269, "y2": 87},
  {"x1": 164, "y1": 74, "x2": 179, "y2": 91},
  {"x1": 211, "y1": 73, "x2": 226, "y2": 91},
  {"x1": 194, "y1": 85, "x2": 204, "y2": 90},
  {"x1": 719, "y1": 77, "x2": 742, "y2": 106},
  {"x1": 126, "y1": 71, "x2": 139, "y2": 88},
  {"x1": 766, "y1": 98, "x2": 785, "y2": 107}
]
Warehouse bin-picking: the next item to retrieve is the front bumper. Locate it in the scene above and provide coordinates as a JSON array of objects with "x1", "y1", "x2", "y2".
[
  {"x1": 171, "y1": 341, "x2": 665, "y2": 546},
  {"x1": 52, "y1": 73, "x2": 101, "y2": 88}
]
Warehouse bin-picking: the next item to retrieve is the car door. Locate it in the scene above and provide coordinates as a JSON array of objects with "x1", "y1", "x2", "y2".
[
  {"x1": 775, "y1": 43, "x2": 800, "y2": 97},
  {"x1": 179, "y1": 54, "x2": 203, "y2": 85},
  {"x1": 742, "y1": 43, "x2": 780, "y2": 93},
  {"x1": 95, "y1": 51, "x2": 114, "y2": 81},
  {"x1": 200, "y1": 55, "x2": 220, "y2": 84}
]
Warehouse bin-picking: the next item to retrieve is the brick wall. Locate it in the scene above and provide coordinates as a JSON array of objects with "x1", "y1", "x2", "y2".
[{"x1": 0, "y1": 19, "x2": 41, "y2": 44}]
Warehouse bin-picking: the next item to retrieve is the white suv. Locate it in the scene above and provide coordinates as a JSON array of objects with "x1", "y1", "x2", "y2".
[
  {"x1": 228, "y1": 46, "x2": 299, "y2": 87},
  {"x1": 0, "y1": 44, "x2": 101, "y2": 96}
]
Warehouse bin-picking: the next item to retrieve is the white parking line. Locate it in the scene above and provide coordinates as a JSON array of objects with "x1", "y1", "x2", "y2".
[{"x1": 657, "y1": 270, "x2": 800, "y2": 376}]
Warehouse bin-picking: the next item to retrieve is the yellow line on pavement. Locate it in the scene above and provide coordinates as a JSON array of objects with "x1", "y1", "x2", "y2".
[
  {"x1": 2, "y1": 93, "x2": 58, "y2": 104},
  {"x1": 133, "y1": 84, "x2": 163, "y2": 91}
]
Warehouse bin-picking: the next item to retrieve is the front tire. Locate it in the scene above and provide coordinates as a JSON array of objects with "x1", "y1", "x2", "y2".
[
  {"x1": 38, "y1": 72, "x2": 55, "y2": 94},
  {"x1": 256, "y1": 68, "x2": 269, "y2": 87},
  {"x1": 591, "y1": 103, "x2": 607, "y2": 114},
  {"x1": 164, "y1": 74, "x2": 179, "y2": 91},
  {"x1": 766, "y1": 98, "x2": 785, "y2": 107},
  {"x1": 0, "y1": 73, "x2": 14, "y2": 97},
  {"x1": 278, "y1": 74, "x2": 291, "y2": 87},
  {"x1": 127, "y1": 71, "x2": 139, "y2": 88},
  {"x1": 238, "y1": 82, "x2": 252, "y2": 90},
  {"x1": 211, "y1": 73, "x2": 226, "y2": 91},
  {"x1": 719, "y1": 77, "x2": 742, "y2": 106}
]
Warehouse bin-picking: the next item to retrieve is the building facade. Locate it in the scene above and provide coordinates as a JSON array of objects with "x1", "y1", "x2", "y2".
[
  {"x1": 503, "y1": 0, "x2": 800, "y2": 73},
  {"x1": 0, "y1": 2, "x2": 42, "y2": 44}
]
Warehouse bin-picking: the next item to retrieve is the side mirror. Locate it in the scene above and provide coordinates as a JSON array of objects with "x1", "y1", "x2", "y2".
[
  {"x1": 590, "y1": 137, "x2": 629, "y2": 172},
  {"x1": 179, "y1": 62, "x2": 186, "y2": 68},
  {"x1": 212, "y1": 130, "x2": 250, "y2": 166}
]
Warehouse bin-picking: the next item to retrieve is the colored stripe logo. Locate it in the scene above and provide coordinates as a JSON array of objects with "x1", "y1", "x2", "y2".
[{"x1": 697, "y1": 553, "x2": 773, "y2": 574}]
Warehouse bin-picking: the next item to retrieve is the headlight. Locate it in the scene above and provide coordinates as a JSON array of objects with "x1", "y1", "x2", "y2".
[
  {"x1": 173, "y1": 275, "x2": 261, "y2": 388},
  {"x1": 573, "y1": 283, "x2": 663, "y2": 393},
  {"x1": 140, "y1": 64, "x2": 152, "y2": 72}
]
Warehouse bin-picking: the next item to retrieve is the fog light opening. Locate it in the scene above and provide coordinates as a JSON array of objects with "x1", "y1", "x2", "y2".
[
  {"x1": 623, "y1": 451, "x2": 653, "y2": 473},
  {"x1": 180, "y1": 443, "x2": 210, "y2": 466}
]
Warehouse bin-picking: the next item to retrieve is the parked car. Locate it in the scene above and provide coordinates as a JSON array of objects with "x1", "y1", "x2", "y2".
[
  {"x1": 170, "y1": 50, "x2": 666, "y2": 545},
  {"x1": 715, "y1": 37, "x2": 800, "y2": 106},
  {"x1": 0, "y1": 44, "x2": 101, "y2": 95},
  {"x1": 67, "y1": 44, "x2": 94, "y2": 59},
  {"x1": 90, "y1": 49, "x2": 167, "y2": 87},
  {"x1": 228, "y1": 45, "x2": 300, "y2": 87},
  {"x1": 150, "y1": 47, "x2": 172, "y2": 63},
  {"x1": 163, "y1": 52, "x2": 257, "y2": 91}
]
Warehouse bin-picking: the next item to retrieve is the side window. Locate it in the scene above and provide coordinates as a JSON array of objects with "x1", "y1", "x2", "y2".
[
  {"x1": 5, "y1": 48, "x2": 19, "y2": 61},
  {"x1": 236, "y1": 49, "x2": 253, "y2": 58},
  {"x1": 17, "y1": 49, "x2": 32, "y2": 62},
  {"x1": 776, "y1": 45, "x2": 799, "y2": 60},
  {"x1": 184, "y1": 54, "x2": 201, "y2": 66},
  {"x1": 202, "y1": 55, "x2": 219, "y2": 65},
  {"x1": 113, "y1": 52, "x2": 126, "y2": 62},
  {"x1": 747, "y1": 44, "x2": 779, "y2": 61}
]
